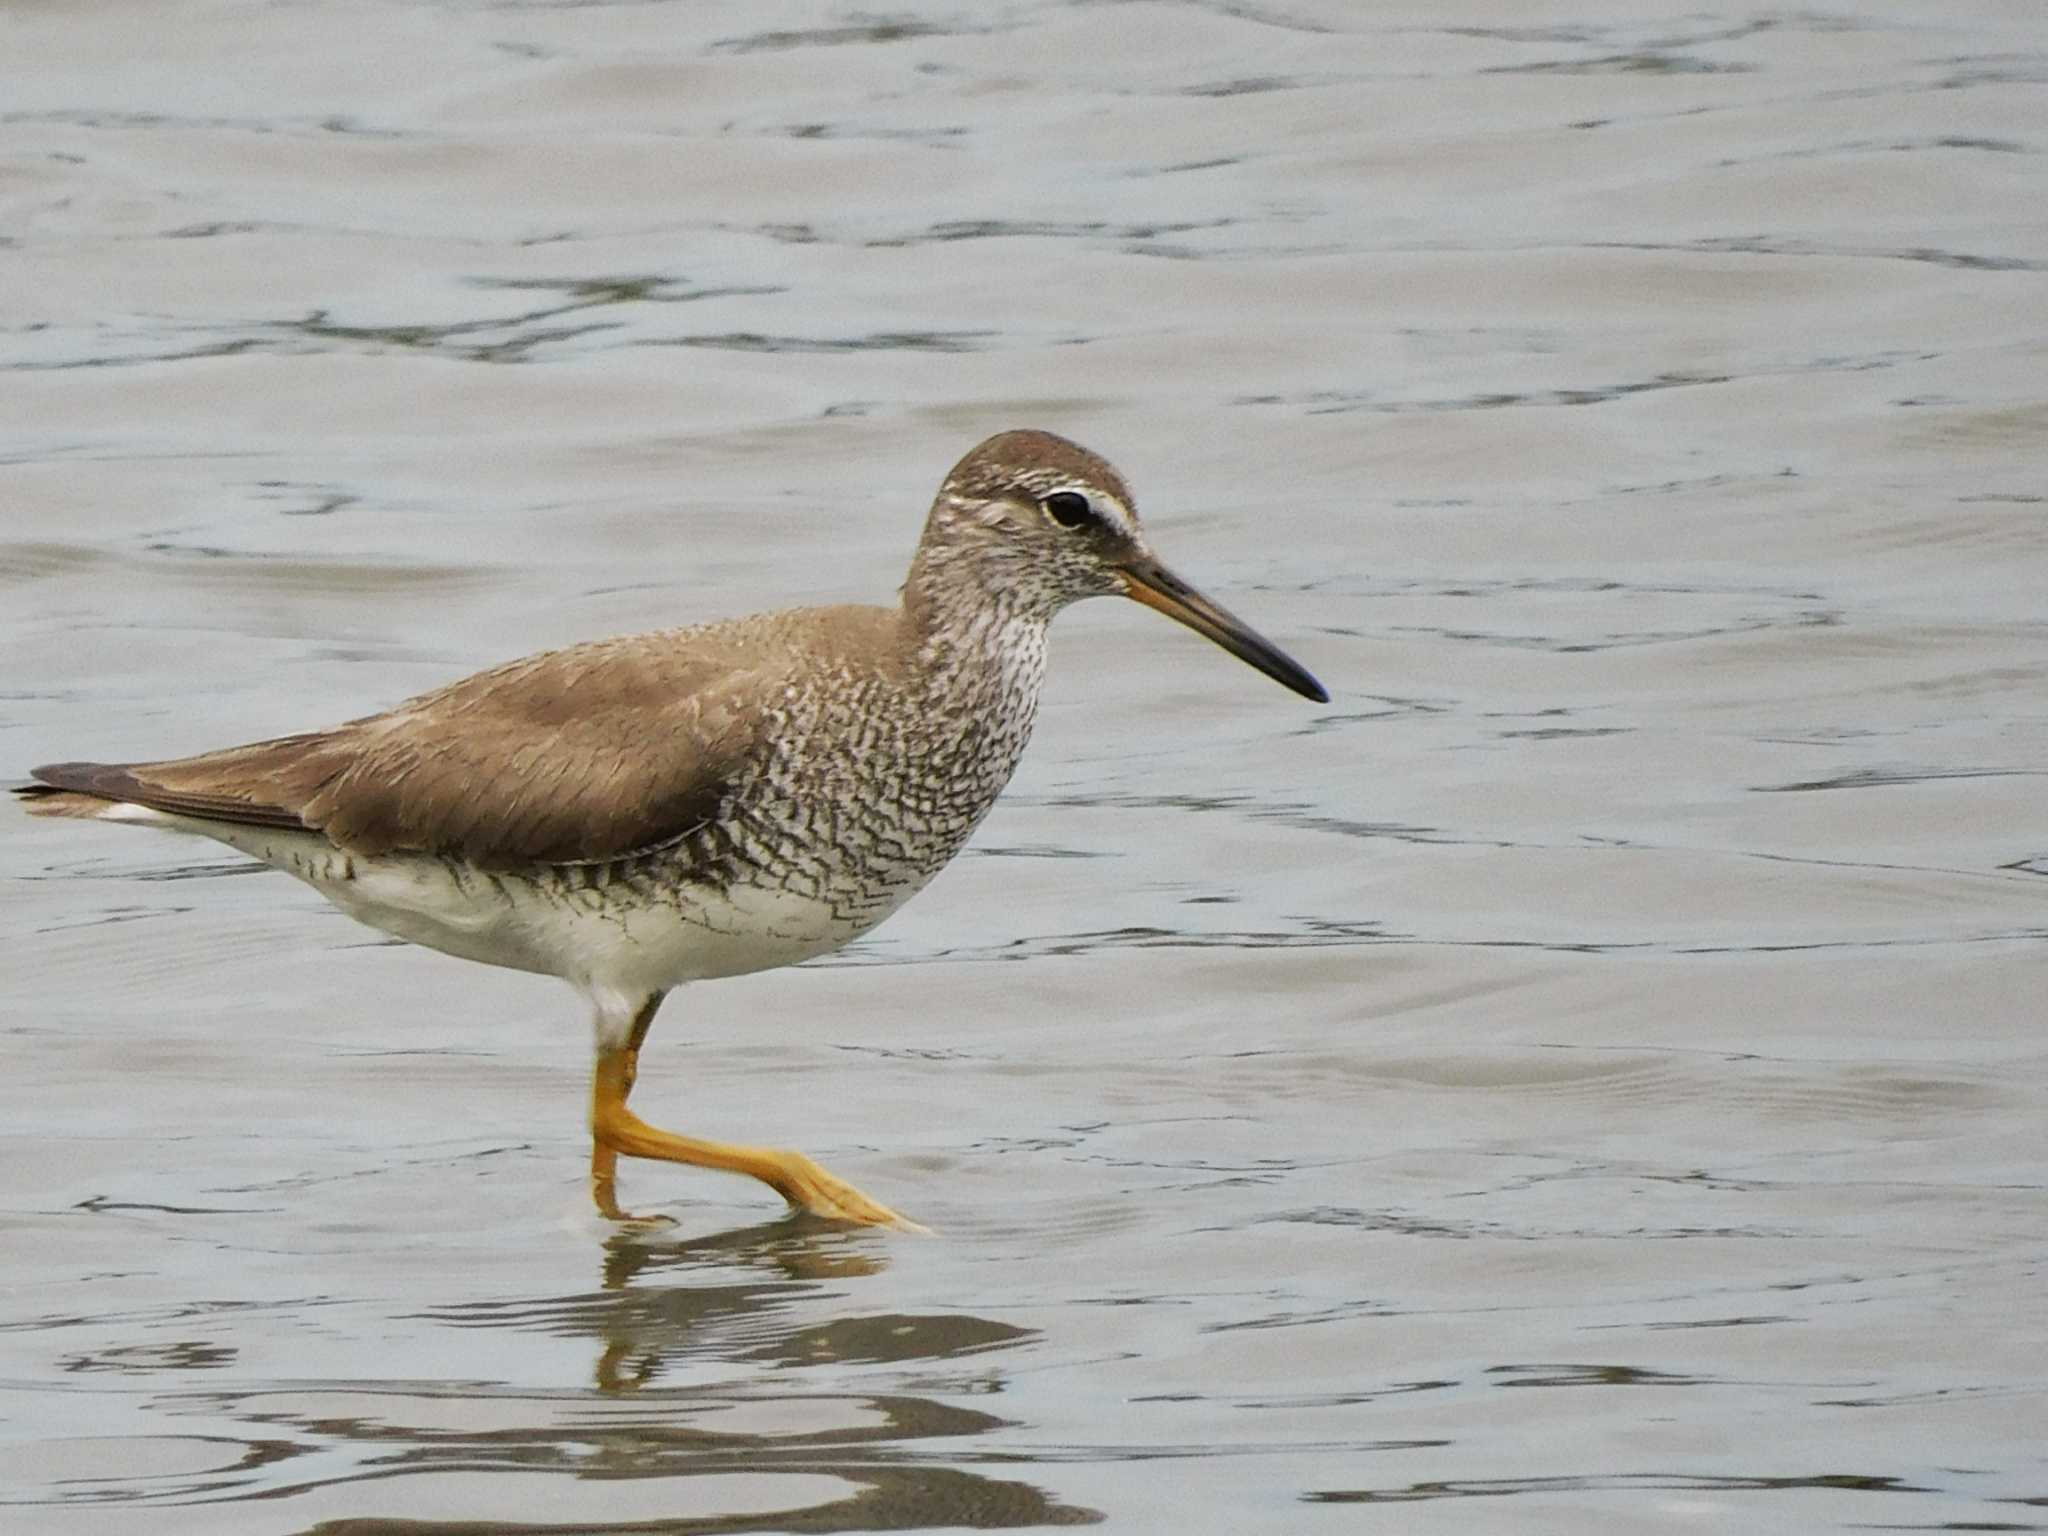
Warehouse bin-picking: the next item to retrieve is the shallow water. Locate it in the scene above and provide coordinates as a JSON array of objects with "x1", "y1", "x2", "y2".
[{"x1": 3, "y1": 1, "x2": 2045, "y2": 1531}]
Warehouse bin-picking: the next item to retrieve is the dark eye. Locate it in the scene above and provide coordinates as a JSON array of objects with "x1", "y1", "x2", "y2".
[{"x1": 1042, "y1": 491, "x2": 1093, "y2": 530}]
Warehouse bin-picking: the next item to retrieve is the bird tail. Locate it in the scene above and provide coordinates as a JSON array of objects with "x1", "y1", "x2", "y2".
[
  {"x1": 15, "y1": 764, "x2": 187, "y2": 826},
  {"x1": 13, "y1": 783, "x2": 121, "y2": 819}
]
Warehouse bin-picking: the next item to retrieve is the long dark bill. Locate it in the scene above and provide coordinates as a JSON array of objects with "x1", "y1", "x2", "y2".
[{"x1": 1119, "y1": 556, "x2": 1329, "y2": 704}]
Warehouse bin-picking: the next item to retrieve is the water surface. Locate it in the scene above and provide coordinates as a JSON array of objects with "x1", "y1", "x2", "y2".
[{"x1": 3, "y1": 2, "x2": 2044, "y2": 1531}]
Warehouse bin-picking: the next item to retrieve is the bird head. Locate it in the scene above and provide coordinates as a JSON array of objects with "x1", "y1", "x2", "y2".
[{"x1": 912, "y1": 429, "x2": 1328, "y2": 703}]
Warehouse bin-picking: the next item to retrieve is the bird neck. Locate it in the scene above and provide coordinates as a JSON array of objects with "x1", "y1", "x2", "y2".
[
  {"x1": 903, "y1": 581, "x2": 1050, "y2": 688},
  {"x1": 900, "y1": 543, "x2": 1055, "y2": 717}
]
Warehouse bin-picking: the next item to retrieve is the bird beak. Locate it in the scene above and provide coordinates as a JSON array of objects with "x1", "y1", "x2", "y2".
[{"x1": 1118, "y1": 555, "x2": 1329, "y2": 703}]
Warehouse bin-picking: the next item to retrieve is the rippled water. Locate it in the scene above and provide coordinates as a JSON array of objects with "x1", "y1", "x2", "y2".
[{"x1": 4, "y1": 2, "x2": 2045, "y2": 1531}]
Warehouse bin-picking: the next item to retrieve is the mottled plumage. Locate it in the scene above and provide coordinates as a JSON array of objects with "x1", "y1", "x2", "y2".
[{"x1": 17, "y1": 429, "x2": 1325, "y2": 1228}]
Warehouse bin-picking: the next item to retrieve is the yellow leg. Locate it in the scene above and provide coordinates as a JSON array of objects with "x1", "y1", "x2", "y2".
[
  {"x1": 588, "y1": 1136, "x2": 634, "y2": 1222},
  {"x1": 590, "y1": 994, "x2": 671, "y2": 1225},
  {"x1": 587, "y1": 1043, "x2": 922, "y2": 1231}
]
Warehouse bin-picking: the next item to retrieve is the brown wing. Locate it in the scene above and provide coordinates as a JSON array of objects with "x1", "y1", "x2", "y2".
[{"x1": 26, "y1": 628, "x2": 776, "y2": 869}]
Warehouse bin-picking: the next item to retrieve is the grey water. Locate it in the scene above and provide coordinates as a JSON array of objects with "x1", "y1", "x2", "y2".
[{"x1": 3, "y1": 2, "x2": 2044, "y2": 1531}]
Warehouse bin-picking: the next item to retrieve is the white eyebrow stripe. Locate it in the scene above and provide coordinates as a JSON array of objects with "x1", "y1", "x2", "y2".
[{"x1": 1046, "y1": 484, "x2": 1136, "y2": 536}]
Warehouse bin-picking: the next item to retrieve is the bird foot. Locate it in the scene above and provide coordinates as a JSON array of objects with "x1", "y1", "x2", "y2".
[
  {"x1": 588, "y1": 1078, "x2": 926, "y2": 1232},
  {"x1": 772, "y1": 1152, "x2": 928, "y2": 1232}
]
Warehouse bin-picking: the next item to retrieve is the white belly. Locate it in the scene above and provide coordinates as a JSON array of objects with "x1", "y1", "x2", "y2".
[
  {"x1": 334, "y1": 855, "x2": 921, "y2": 992},
  {"x1": 140, "y1": 810, "x2": 922, "y2": 993}
]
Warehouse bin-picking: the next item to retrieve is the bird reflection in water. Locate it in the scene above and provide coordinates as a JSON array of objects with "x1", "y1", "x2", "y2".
[
  {"x1": 591, "y1": 1214, "x2": 896, "y2": 1392},
  {"x1": 401, "y1": 1216, "x2": 1099, "y2": 1530}
]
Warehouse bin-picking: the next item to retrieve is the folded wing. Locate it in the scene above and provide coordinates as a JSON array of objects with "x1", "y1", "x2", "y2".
[{"x1": 26, "y1": 632, "x2": 768, "y2": 870}]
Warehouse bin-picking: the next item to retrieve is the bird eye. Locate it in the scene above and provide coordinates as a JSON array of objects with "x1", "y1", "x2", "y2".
[{"x1": 1042, "y1": 491, "x2": 1093, "y2": 530}]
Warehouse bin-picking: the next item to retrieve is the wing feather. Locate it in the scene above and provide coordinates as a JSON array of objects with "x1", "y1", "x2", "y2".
[{"x1": 27, "y1": 628, "x2": 776, "y2": 868}]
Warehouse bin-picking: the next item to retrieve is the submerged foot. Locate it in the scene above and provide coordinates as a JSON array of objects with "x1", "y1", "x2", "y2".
[
  {"x1": 605, "y1": 1209, "x2": 681, "y2": 1231},
  {"x1": 591, "y1": 1168, "x2": 680, "y2": 1228}
]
